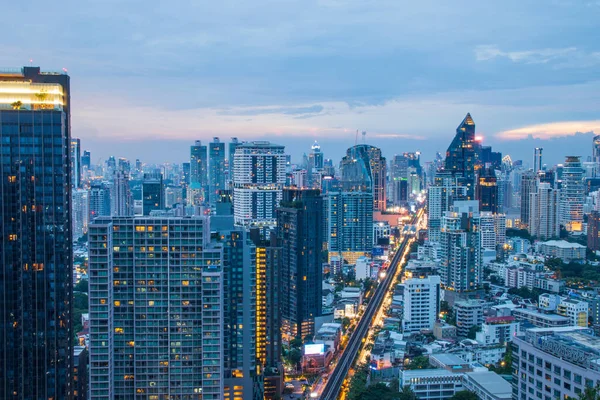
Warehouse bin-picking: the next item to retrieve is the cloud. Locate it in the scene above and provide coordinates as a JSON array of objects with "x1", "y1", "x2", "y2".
[
  {"x1": 370, "y1": 133, "x2": 427, "y2": 140},
  {"x1": 474, "y1": 45, "x2": 579, "y2": 64},
  {"x1": 495, "y1": 120, "x2": 600, "y2": 140},
  {"x1": 217, "y1": 104, "x2": 324, "y2": 117}
]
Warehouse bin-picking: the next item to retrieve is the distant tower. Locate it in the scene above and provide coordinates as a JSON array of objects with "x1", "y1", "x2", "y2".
[
  {"x1": 339, "y1": 145, "x2": 387, "y2": 211},
  {"x1": 561, "y1": 156, "x2": 585, "y2": 232},
  {"x1": 190, "y1": 140, "x2": 208, "y2": 200},
  {"x1": 534, "y1": 147, "x2": 543, "y2": 173},
  {"x1": 209, "y1": 137, "x2": 226, "y2": 204},
  {"x1": 71, "y1": 138, "x2": 81, "y2": 187},
  {"x1": 594, "y1": 136, "x2": 600, "y2": 164},
  {"x1": 444, "y1": 113, "x2": 477, "y2": 199}
]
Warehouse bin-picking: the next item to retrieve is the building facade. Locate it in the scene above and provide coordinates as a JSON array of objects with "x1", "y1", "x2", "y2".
[
  {"x1": 560, "y1": 156, "x2": 585, "y2": 231},
  {"x1": 401, "y1": 275, "x2": 441, "y2": 333},
  {"x1": 208, "y1": 137, "x2": 226, "y2": 204},
  {"x1": 339, "y1": 144, "x2": 387, "y2": 211},
  {"x1": 88, "y1": 216, "x2": 223, "y2": 399},
  {"x1": 0, "y1": 66, "x2": 73, "y2": 399}
]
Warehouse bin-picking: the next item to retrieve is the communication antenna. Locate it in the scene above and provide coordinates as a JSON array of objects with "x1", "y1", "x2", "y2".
[{"x1": 362, "y1": 131, "x2": 367, "y2": 143}]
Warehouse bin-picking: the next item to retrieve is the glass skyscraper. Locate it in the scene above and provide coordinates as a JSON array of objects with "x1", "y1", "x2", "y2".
[
  {"x1": 209, "y1": 137, "x2": 225, "y2": 204},
  {"x1": 445, "y1": 113, "x2": 477, "y2": 199},
  {"x1": 0, "y1": 66, "x2": 72, "y2": 399},
  {"x1": 339, "y1": 144, "x2": 387, "y2": 211}
]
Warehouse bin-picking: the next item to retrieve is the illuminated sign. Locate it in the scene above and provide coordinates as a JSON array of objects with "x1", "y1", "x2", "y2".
[{"x1": 304, "y1": 344, "x2": 325, "y2": 355}]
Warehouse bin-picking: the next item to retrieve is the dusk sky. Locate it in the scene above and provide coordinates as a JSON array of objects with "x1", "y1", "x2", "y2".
[{"x1": 2, "y1": 0, "x2": 600, "y2": 165}]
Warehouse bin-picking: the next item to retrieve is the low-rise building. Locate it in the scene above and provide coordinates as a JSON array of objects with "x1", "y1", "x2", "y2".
[
  {"x1": 455, "y1": 300, "x2": 485, "y2": 337},
  {"x1": 475, "y1": 316, "x2": 519, "y2": 345},
  {"x1": 536, "y1": 240, "x2": 586, "y2": 262},
  {"x1": 512, "y1": 308, "x2": 571, "y2": 328},
  {"x1": 462, "y1": 371, "x2": 512, "y2": 400},
  {"x1": 400, "y1": 369, "x2": 464, "y2": 400},
  {"x1": 433, "y1": 321, "x2": 457, "y2": 340}
]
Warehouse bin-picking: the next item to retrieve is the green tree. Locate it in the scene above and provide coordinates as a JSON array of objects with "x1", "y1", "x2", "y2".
[
  {"x1": 450, "y1": 391, "x2": 479, "y2": 400},
  {"x1": 288, "y1": 348, "x2": 302, "y2": 366},
  {"x1": 74, "y1": 279, "x2": 88, "y2": 293},
  {"x1": 342, "y1": 317, "x2": 351, "y2": 330},
  {"x1": 398, "y1": 385, "x2": 417, "y2": 400},
  {"x1": 578, "y1": 385, "x2": 600, "y2": 400},
  {"x1": 405, "y1": 356, "x2": 429, "y2": 370},
  {"x1": 467, "y1": 325, "x2": 481, "y2": 340},
  {"x1": 290, "y1": 336, "x2": 303, "y2": 349}
]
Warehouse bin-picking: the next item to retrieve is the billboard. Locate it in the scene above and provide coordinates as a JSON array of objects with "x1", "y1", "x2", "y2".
[
  {"x1": 372, "y1": 247, "x2": 384, "y2": 256},
  {"x1": 304, "y1": 344, "x2": 325, "y2": 355}
]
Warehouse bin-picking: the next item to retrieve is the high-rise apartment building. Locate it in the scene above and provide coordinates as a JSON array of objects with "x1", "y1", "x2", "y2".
[
  {"x1": 588, "y1": 211, "x2": 600, "y2": 251},
  {"x1": 325, "y1": 191, "x2": 374, "y2": 264},
  {"x1": 427, "y1": 174, "x2": 467, "y2": 242},
  {"x1": 88, "y1": 216, "x2": 224, "y2": 399},
  {"x1": 82, "y1": 149, "x2": 91, "y2": 170},
  {"x1": 401, "y1": 275, "x2": 440, "y2": 333},
  {"x1": 444, "y1": 113, "x2": 477, "y2": 199},
  {"x1": 71, "y1": 137, "x2": 81, "y2": 188},
  {"x1": 520, "y1": 170, "x2": 538, "y2": 228},
  {"x1": 340, "y1": 144, "x2": 387, "y2": 211},
  {"x1": 534, "y1": 147, "x2": 543, "y2": 173},
  {"x1": 594, "y1": 135, "x2": 600, "y2": 164},
  {"x1": 277, "y1": 189, "x2": 323, "y2": 339},
  {"x1": 0, "y1": 66, "x2": 72, "y2": 399},
  {"x1": 111, "y1": 170, "x2": 133, "y2": 216},
  {"x1": 439, "y1": 211, "x2": 482, "y2": 292},
  {"x1": 209, "y1": 137, "x2": 226, "y2": 204},
  {"x1": 228, "y1": 137, "x2": 241, "y2": 186},
  {"x1": 232, "y1": 141, "x2": 286, "y2": 229},
  {"x1": 190, "y1": 140, "x2": 208, "y2": 201},
  {"x1": 561, "y1": 156, "x2": 585, "y2": 231},
  {"x1": 529, "y1": 182, "x2": 560, "y2": 239},
  {"x1": 72, "y1": 188, "x2": 90, "y2": 240},
  {"x1": 142, "y1": 172, "x2": 164, "y2": 215},
  {"x1": 89, "y1": 183, "x2": 111, "y2": 222}
]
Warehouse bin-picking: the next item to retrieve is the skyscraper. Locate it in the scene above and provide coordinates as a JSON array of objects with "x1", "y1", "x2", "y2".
[
  {"x1": 339, "y1": 144, "x2": 387, "y2": 211},
  {"x1": 594, "y1": 135, "x2": 600, "y2": 164},
  {"x1": 561, "y1": 156, "x2": 585, "y2": 231},
  {"x1": 89, "y1": 216, "x2": 224, "y2": 399},
  {"x1": 82, "y1": 149, "x2": 91, "y2": 170},
  {"x1": 111, "y1": 170, "x2": 133, "y2": 216},
  {"x1": 325, "y1": 191, "x2": 374, "y2": 263},
  {"x1": 72, "y1": 188, "x2": 90, "y2": 240},
  {"x1": 142, "y1": 172, "x2": 164, "y2": 215},
  {"x1": 588, "y1": 211, "x2": 600, "y2": 251},
  {"x1": 0, "y1": 66, "x2": 72, "y2": 399},
  {"x1": 444, "y1": 113, "x2": 477, "y2": 199},
  {"x1": 427, "y1": 174, "x2": 467, "y2": 242},
  {"x1": 190, "y1": 140, "x2": 208, "y2": 201},
  {"x1": 529, "y1": 182, "x2": 560, "y2": 239},
  {"x1": 209, "y1": 137, "x2": 226, "y2": 204},
  {"x1": 232, "y1": 141, "x2": 287, "y2": 229},
  {"x1": 439, "y1": 211, "x2": 482, "y2": 292},
  {"x1": 534, "y1": 147, "x2": 543, "y2": 173},
  {"x1": 401, "y1": 275, "x2": 440, "y2": 333},
  {"x1": 476, "y1": 166, "x2": 498, "y2": 213},
  {"x1": 277, "y1": 189, "x2": 323, "y2": 339},
  {"x1": 89, "y1": 183, "x2": 111, "y2": 221},
  {"x1": 71, "y1": 137, "x2": 81, "y2": 188},
  {"x1": 228, "y1": 137, "x2": 241, "y2": 186},
  {"x1": 520, "y1": 170, "x2": 538, "y2": 229}
]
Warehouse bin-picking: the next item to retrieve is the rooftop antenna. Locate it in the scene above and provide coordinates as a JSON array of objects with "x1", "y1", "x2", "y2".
[
  {"x1": 29, "y1": 59, "x2": 33, "y2": 65},
  {"x1": 362, "y1": 131, "x2": 367, "y2": 143}
]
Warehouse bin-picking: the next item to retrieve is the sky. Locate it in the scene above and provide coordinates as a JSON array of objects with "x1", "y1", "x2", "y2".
[{"x1": 2, "y1": 0, "x2": 599, "y2": 166}]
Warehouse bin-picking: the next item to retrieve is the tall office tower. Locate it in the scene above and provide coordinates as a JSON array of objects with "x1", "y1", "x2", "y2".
[
  {"x1": 444, "y1": 113, "x2": 477, "y2": 199},
  {"x1": 391, "y1": 154, "x2": 410, "y2": 181},
  {"x1": 588, "y1": 211, "x2": 600, "y2": 251},
  {"x1": 307, "y1": 141, "x2": 324, "y2": 188},
  {"x1": 427, "y1": 174, "x2": 467, "y2": 242},
  {"x1": 142, "y1": 172, "x2": 164, "y2": 215},
  {"x1": 0, "y1": 66, "x2": 72, "y2": 399},
  {"x1": 339, "y1": 144, "x2": 387, "y2": 211},
  {"x1": 476, "y1": 166, "x2": 498, "y2": 213},
  {"x1": 594, "y1": 135, "x2": 600, "y2": 164},
  {"x1": 221, "y1": 229, "x2": 263, "y2": 400},
  {"x1": 134, "y1": 158, "x2": 142, "y2": 179},
  {"x1": 209, "y1": 137, "x2": 226, "y2": 204},
  {"x1": 182, "y1": 162, "x2": 190, "y2": 184},
  {"x1": 190, "y1": 140, "x2": 208, "y2": 202},
  {"x1": 71, "y1": 137, "x2": 81, "y2": 188},
  {"x1": 106, "y1": 155, "x2": 116, "y2": 177},
  {"x1": 325, "y1": 191, "x2": 374, "y2": 264},
  {"x1": 439, "y1": 211, "x2": 482, "y2": 292},
  {"x1": 89, "y1": 183, "x2": 111, "y2": 221},
  {"x1": 533, "y1": 147, "x2": 543, "y2": 173},
  {"x1": 254, "y1": 233, "x2": 284, "y2": 400},
  {"x1": 117, "y1": 157, "x2": 130, "y2": 174},
  {"x1": 390, "y1": 178, "x2": 409, "y2": 206},
  {"x1": 89, "y1": 216, "x2": 223, "y2": 399},
  {"x1": 72, "y1": 188, "x2": 90, "y2": 240},
  {"x1": 400, "y1": 275, "x2": 440, "y2": 333},
  {"x1": 276, "y1": 189, "x2": 323, "y2": 339},
  {"x1": 479, "y1": 146, "x2": 502, "y2": 170},
  {"x1": 82, "y1": 149, "x2": 91, "y2": 170},
  {"x1": 111, "y1": 170, "x2": 133, "y2": 216},
  {"x1": 232, "y1": 141, "x2": 287, "y2": 229},
  {"x1": 497, "y1": 174, "x2": 512, "y2": 212},
  {"x1": 529, "y1": 182, "x2": 561, "y2": 239},
  {"x1": 520, "y1": 170, "x2": 538, "y2": 228},
  {"x1": 561, "y1": 156, "x2": 585, "y2": 231}
]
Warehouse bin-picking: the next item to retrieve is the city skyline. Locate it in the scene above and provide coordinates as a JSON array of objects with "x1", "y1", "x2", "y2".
[{"x1": 1, "y1": 1, "x2": 599, "y2": 164}]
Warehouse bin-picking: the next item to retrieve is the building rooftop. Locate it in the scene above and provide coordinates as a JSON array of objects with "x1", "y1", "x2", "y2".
[
  {"x1": 465, "y1": 371, "x2": 512, "y2": 398},
  {"x1": 540, "y1": 240, "x2": 586, "y2": 249},
  {"x1": 513, "y1": 308, "x2": 570, "y2": 321},
  {"x1": 402, "y1": 369, "x2": 463, "y2": 379}
]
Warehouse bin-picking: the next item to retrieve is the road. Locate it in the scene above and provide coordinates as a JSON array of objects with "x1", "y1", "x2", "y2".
[{"x1": 318, "y1": 209, "x2": 423, "y2": 400}]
